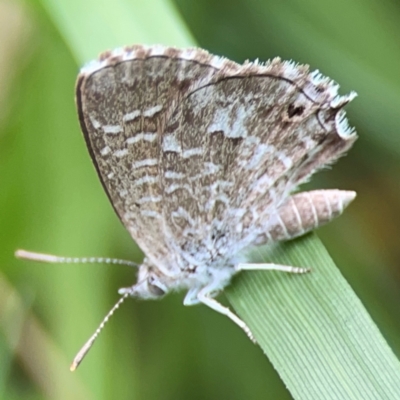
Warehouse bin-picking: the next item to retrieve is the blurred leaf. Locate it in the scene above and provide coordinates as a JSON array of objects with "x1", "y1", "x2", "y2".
[
  {"x1": 40, "y1": 0, "x2": 194, "y2": 61},
  {"x1": 0, "y1": 272, "x2": 93, "y2": 400}
]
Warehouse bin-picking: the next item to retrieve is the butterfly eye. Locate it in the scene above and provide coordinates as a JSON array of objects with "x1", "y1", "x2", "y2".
[{"x1": 148, "y1": 278, "x2": 166, "y2": 297}]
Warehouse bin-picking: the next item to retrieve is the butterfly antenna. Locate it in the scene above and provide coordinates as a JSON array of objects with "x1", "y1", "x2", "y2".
[
  {"x1": 70, "y1": 292, "x2": 130, "y2": 371},
  {"x1": 15, "y1": 249, "x2": 139, "y2": 268}
]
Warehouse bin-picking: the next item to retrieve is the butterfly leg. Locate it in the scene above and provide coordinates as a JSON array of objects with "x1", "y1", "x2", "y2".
[
  {"x1": 183, "y1": 287, "x2": 201, "y2": 305},
  {"x1": 196, "y1": 288, "x2": 256, "y2": 343},
  {"x1": 236, "y1": 263, "x2": 310, "y2": 274}
]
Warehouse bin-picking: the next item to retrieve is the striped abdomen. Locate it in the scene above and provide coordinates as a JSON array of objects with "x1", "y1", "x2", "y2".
[{"x1": 263, "y1": 189, "x2": 356, "y2": 243}]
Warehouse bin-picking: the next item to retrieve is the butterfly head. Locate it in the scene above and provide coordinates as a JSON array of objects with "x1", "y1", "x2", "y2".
[{"x1": 119, "y1": 258, "x2": 168, "y2": 300}]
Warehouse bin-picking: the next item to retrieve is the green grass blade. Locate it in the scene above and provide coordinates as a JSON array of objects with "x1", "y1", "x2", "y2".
[
  {"x1": 227, "y1": 234, "x2": 400, "y2": 399},
  {"x1": 41, "y1": 0, "x2": 194, "y2": 61},
  {"x1": 37, "y1": 0, "x2": 400, "y2": 398}
]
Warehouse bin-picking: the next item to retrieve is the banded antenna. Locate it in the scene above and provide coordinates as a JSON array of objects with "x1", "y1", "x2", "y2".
[{"x1": 15, "y1": 249, "x2": 138, "y2": 370}]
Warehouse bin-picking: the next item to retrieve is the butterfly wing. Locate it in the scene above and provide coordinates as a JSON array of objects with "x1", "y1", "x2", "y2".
[
  {"x1": 76, "y1": 46, "x2": 228, "y2": 270},
  {"x1": 76, "y1": 45, "x2": 356, "y2": 271},
  {"x1": 160, "y1": 58, "x2": 356, "y2": 260}
]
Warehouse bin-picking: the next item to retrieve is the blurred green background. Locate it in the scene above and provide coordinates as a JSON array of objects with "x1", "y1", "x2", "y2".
[{"x1": 1, "y1": 0, "x2": 400, "y2": 398}]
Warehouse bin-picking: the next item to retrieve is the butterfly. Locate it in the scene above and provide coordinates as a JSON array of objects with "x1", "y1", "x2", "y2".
[{"x1": 17, "y1": 45, "x2": 357, "y2": 370}]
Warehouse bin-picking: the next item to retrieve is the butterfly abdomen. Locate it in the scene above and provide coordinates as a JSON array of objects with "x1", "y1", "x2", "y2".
[{"x1": 261, "y1": 189, "x2": 356, "y2": 243}]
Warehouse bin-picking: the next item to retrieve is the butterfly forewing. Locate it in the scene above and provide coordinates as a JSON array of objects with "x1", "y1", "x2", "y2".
[{"x1": 76, "y1": 49, "x2": 224, "y2": 267}]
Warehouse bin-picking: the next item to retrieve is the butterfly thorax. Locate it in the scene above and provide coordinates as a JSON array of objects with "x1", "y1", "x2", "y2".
[{"x1": 122, "y1": 254, "x2": 238, "y2": 301}]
